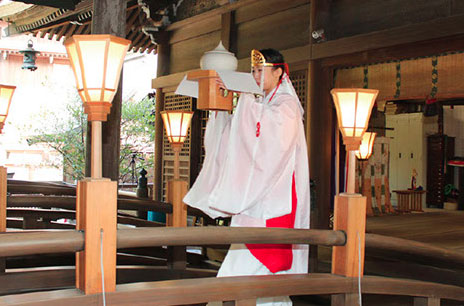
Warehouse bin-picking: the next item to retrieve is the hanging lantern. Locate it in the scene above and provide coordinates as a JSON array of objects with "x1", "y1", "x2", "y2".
[
  {"x1": 355, "y1": 132, "x2": 376, "y2": 160},
  {"x1": 331, "y1": 88, "x2": 378, "y2": 151},
  {"x1": 0, "y1": 85, "x2": 16, "y2": 132},
  {"x1": 19, "y1": 40, "x2": 39, "y2": 71}
]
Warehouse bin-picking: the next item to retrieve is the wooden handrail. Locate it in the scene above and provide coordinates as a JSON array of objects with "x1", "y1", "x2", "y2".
[
  {"x1": 2, "y1": 228, "x2": 464, "y2": 275},
  {"x1": 7, "y1": 194, "x2": 207, "y2": 217},
  {"x1": 365, "y1": 233, "x2": 464, "y2": 269},
  {"x1": 0, "y1": 227, "x2": 345, "y2": 257},
  {"x1": 0, "y1": 231, "x2": 84, "y2": 257},
  {"x1": 8, "y1": 185, "x2": 76, "y2": 196},
  {"x1": 2, "y1": 274, "x2": 464, "y2": 305},
  {"x1": 117, "y1": 227, "x2": 346, "y2": 249}
]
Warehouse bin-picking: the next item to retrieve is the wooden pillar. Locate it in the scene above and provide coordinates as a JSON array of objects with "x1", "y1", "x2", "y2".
[
  {"x1": 0, "y1": 166, "x2": 6, "y2": 273},
  {"x1": 331, "y1": 194, "x2": 366, "y2": 277},
  {"x1": 166, "y1": 179, "x2": 188, "y2": 269},
  {"x1": 89, "y1": 0, "x2": 126, "y2": 180},
  {"x1": 221, "y1": 11, "x2": 235, "y2": 52},
  {"x1": 309, "y1": 61, "x2": 333, "y2": 231},
  {"x1": 153, "y1": 31, "x2": 170, "y2": 201},
  {"x1": 308, "y1": 0, "x2": 333, "y2": 232},
  {"x1": 76, "y1": 178, "x2": 117, "y2": 294}
]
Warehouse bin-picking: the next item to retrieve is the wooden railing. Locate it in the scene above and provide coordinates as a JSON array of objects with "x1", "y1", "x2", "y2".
[
  {"x1": 2, "y1": 274, "x2": 464, "y2": 305},
  {"x1": 0, "y1": 228, "x2": 463, "y2": 305},
  {"x1": 0, "y1": 227, "x2": 345, "y2": 257},
  {"x1": 3, "y1": 179, "x2": 464, "y2": 305}
]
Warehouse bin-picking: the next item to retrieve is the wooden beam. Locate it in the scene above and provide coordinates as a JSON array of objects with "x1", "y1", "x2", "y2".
[
  {"x1": 167, "y1": 0, "x2": 262, "y2": 31},
  {"x1": 74, "y1": 23, "x2": 87, "y2": 35},
  {"x1": 221, "y1": 11, "x2": 234, "y2": 51},
  {"x1": 152, "y1": 70, "x2": 190, "y2": 89},
  {"x1": 127, "y1": 27, "x2": 139, "y2": 41},
  {"x1": 321, "y1": 33, "x2": 464, "y2": 68},
  {"x1": 47, "y1": 27, "x2": 57, "y2": 40},
  {"x1": 82, "y1": 24, "x2": 91, "y2": 34},
  {"x1": 130, "y1": 32, "x2": 146, "y2": 51},
  {"x1": 126, "y1": 7, "x2": 140, "y2": 36},
  {"x1": 64, "y1": 23, "x2": 77, "y2": 38},
  {"x1": 312, "y1": 14, "x2": 464, "y2": 62},
  {"x1": 54, "y1": 23, "x2": 69, "y2": 41}
]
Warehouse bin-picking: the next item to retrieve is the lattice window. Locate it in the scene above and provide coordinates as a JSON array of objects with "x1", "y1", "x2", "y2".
[{"x1": 161, "y1": 93, "x2": 193, "y2": 202}]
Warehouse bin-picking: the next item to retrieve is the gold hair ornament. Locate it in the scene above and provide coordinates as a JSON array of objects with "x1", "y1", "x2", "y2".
[{"x1": 251, "y1": 49, "x2": 274, "y2": 68}]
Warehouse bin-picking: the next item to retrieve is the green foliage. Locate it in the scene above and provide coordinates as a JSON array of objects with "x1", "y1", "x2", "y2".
[
  {"x1": 26, "y1": 93, "x2": 86, "y2": 181},
  {"x1": 119, "y1": 95, "x2": 156, "y2": 183},
  {"x1": 26, "y1": 93, "x2": 156, "y2": 183}
]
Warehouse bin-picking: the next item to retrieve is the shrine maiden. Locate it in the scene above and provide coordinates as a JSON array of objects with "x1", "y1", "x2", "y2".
[{"x1": 184, "y1": 48, "x2": 310, "y2": 305}]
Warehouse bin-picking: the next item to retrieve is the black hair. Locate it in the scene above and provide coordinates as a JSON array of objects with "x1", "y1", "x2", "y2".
[{"x1": 259, "y1": 48, "x2": 285, "y2": 79}]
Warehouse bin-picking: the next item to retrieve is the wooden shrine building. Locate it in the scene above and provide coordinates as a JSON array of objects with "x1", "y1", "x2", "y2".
[{"x1": 1, "y1": 0, "x2": 464, "y2": 305}]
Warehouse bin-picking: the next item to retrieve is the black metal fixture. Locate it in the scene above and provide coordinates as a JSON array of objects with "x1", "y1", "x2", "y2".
[{"x1": 19, "y1": 39, "x2": 39, "y2": 71}]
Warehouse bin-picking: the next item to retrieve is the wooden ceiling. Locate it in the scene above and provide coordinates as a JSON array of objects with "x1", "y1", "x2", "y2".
[{"x1": 1, "y1": 0, "x2": 168, "y2": 54}]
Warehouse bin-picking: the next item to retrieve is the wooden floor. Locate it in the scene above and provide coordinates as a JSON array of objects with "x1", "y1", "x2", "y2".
[
  {"x1": 366, "y1": 208, "x2": 464, "y2": 252},
  {"x1": 302, "y1": 208, "x2": 464, "y2": 305}
]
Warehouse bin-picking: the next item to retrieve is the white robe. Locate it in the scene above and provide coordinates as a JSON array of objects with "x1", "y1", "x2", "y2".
[{"x1": 184, "y1": 77, "x2": 310, "y2": 304}]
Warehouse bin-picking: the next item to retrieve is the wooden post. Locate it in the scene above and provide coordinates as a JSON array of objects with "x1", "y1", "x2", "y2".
[
  {"x1": 91, "y1": 121, "x2": 102, "y2": 178},
  {"x1": 173, "y1": 145, "x2": 181, "y2": 180},
  {"x1": 346, "y1": 151, "x2": 356, "y2": 194},
  {"x1": 332, "y1": 193, "x2": 366, "y2": 277},
  {"x1": 76, "y1": 178, "x2": 117, "y2": 294},
  {"x1": 166, "y1": 179, "x2": 188, "y2": 269},
  {"x1": 153, "y1": 31, "x2": 169, "y2": 202},
  {"x1": 0, "y1": 166, "x2": 6, "y2": 273}
]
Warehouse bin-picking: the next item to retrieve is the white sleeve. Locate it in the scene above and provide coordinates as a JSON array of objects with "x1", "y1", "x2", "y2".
[
  {"x1": 183, "y1": 110, "x2": 232, "y2": 218},
  {"x1": 208, "y1": 94, "x2": 300, "y2": 219}
]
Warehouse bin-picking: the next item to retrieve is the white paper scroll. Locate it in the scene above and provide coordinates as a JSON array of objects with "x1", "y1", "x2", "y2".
[{"x1": 175, "y1": 70, "x2": 263, "y2": 98}]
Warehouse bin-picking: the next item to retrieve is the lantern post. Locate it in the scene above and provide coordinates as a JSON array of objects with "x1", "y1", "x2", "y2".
[
  {"x1": 160, "y1": 110, "x2": 193, "y2": 269},
  {"x1": 330, "y1": 88, "x2": 378, "y2": 286},
  {"x1": 64, "y1": 34, "x2": 130, "y2": 294}
]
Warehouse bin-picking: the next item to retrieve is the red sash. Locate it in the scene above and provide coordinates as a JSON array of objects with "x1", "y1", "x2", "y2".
[{"x1": 246, "y1": 173, "x2": 297, "y2": 273}]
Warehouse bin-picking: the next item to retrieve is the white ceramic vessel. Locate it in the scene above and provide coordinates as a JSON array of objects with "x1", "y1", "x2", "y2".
[{"x1": 200, "y1": 41, "x2": 238, "y2": 71}]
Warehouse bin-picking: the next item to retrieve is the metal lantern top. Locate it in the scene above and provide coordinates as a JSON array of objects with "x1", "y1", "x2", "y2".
[
  {"x1": 355, "y1": 132, "x2": 376, "y2": 160},
  {"x1": 0, "y1": 85, "x2": 16, "y2": 131},
  {"x1": 64, "y1": 34, "x2": 131, "y2": 121},
  {"x1": 161, "y1": 110, "x2": 194, "y2": 146},
  {"x1": 331, "y1": 88, "x2": 378, "y2": 151},
  {"x1": 19, "y1": 39, "x2": 40, "y2": 71}
]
